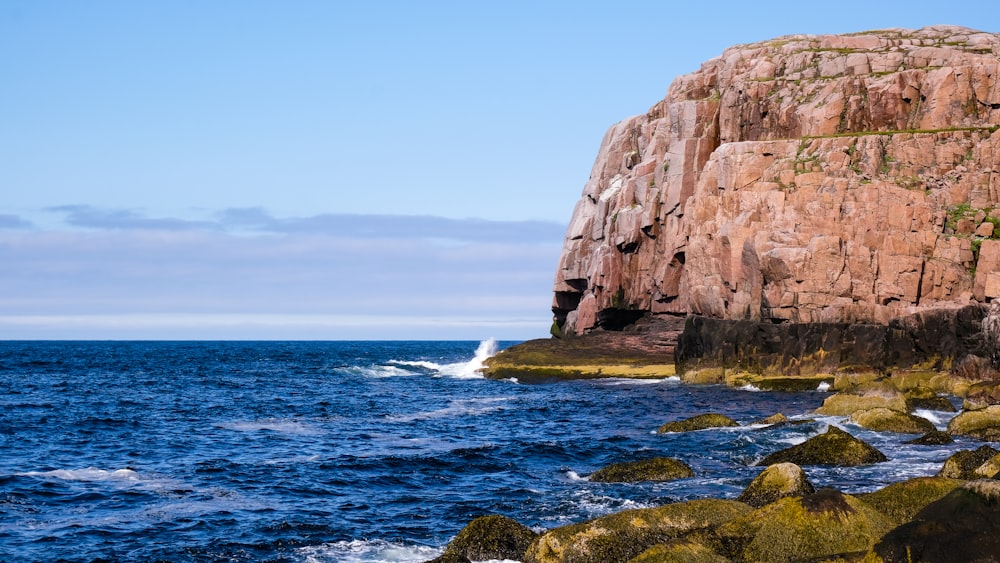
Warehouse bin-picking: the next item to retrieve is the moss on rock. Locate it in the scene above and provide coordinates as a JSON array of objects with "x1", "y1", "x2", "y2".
[
  {"x1": 753, "y1": 413, "x2": 790, "y2": 426},
  {"x1": 937, "y1": 445, "x2": 1000, "y2": 479},
  {"x1": 814, "y1": 385, "x2": 908, "y2": 416},
  {"x1": 849, "y1": 407, "x2": 936, "y2": 434},
  {"x1": 904, "y1": 386, "x2": 957, "y2": 412},
  {"x1": 903, "y1": 430, "x2": 954, "y2": 445},
  {"x1": 430, "y1": 514, "x2": 537, "y2": 563},
  {"x1": 856, "y1": 476, "x2": 963, "y2": 525},
  {"x1": 522, "y1": 499, "x2": 751, "y2": 563},
  {"x1": 963, "y1": 380, "x2": 1000, "y2": 410},
  {"x1": 716, "y1": 489, "x2": 894, "y2": 563},
  {"x1": 871, "y1": 480, "x2": 1000, "y2": 562},
  {"x1": 758, "y1": 426, "x2": 888, "y2": 466},
  {"x1": 627, "y1": 538, "x2": 729, "y2": 563},
  {"x1": 657, "y1": 413, "x2": 740, "y2": 433},
  {"x1": 737, "y1": 462, "x2": 815, "y2": 508},
  {"x1": 946, "y1": 405, "x2": 1000, "y2": 440},
  {"x1": 589, "y1": 457, "x2": 694, "y2": 483}
]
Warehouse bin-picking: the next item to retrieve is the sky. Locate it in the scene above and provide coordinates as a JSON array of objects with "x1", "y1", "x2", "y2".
[{"x1": 2, "y1": 1, "x2": 999, "y2": 340}]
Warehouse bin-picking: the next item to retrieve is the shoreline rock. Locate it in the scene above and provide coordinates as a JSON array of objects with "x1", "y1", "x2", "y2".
[
  {"x1": 757, "y1": 426, "x2": 888, "y2": 466},
  {"x1": 588, "y1": 457, "x2": 694, "y2": 483}
]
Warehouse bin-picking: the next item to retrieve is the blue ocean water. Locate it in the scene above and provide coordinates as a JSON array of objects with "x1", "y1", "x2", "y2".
[{"x1": 0, "y1": 340, "x2": 970, "y2": 562}]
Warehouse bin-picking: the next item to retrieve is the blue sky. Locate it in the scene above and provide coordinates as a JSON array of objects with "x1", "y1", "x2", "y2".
[{"x1": 2, "y1": 1, "x2": 999, "y2": 339}]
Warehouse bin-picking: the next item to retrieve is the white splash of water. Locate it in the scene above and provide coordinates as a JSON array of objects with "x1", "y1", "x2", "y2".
[
  {"x1": 298, "y1": 539, "x2": 442, "y2": 563},
  {"x1": 438, "y1": 338, "x2": 498, "y2": 379},
  {"x1": 817, "y1": 381, "x2": 831, "y2": 392}
]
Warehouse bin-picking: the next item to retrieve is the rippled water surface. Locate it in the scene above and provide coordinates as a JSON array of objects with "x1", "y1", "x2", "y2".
[{"x1": 0, "y1": 340, "x2": 970, "y2": 562}]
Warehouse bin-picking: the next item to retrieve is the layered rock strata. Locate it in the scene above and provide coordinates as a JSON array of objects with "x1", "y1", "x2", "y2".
[{"x1": 553, "y1": 26, "x2": 1000, "y2": 344}]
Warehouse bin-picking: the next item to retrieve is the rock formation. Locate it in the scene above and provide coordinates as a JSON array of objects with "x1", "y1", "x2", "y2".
[{"x1": 553, "y1": 26, "x2": 1000, "y2": 342}]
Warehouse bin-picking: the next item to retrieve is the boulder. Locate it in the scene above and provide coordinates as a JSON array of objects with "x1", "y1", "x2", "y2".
[
  {"x1": 588, "y1": 457, "x2": 694, "y2": 483},
  {"x1": 752, "y1": 413, "x2": 789, "y2": 426},
  {"x1": 938, "y1": 445, "x2": 1000, "y2": 479},
  {"x1": 849, "y1": 407, "x2": 936, "y2": 434},
  {"x1": 716, "y1": 489, "x2": 894, "y2": 562},
  {"x1": 737, "y1": 462, "x2": 815, "y2": 508},
  {"x1": 814, "y1": 385, "x2": 908, "y2": 416},
  {"x1": 522, "y1": 499, "x2": 751, "y2": 563},
  {"x1": 758, "y1": 426, "x2": 888, "y2": 466},
  {"x1": 627, "y1": 538, "x2": 728, "y2": 563},
  {"x1": 973, "y1": 452, "x2": 1000, "y2": 479},
  {"x1": 856, "y1": 476, "x2": 963, "y2": 525},
  {"x1": 657, "y1": 413, "x2": 739, "y2": 433},
  {"x1": 963, "y1": 380, "x2": 1000, "y2": 410},
  {"x1": 429, "y1": 515, "x2": 537, "y2": 563},
  {"x1": 904, "y1": 386, "x2": 957, "y2": 412},
  {"x1": 903, "y1": 430, "x2": 954, "y2": 445},
  {"x1": 871, "y1": 480, "x2": 1000, "y2": 562},
  {"x1": 947, "y1": 405, "x2": 1000, "y2": 440}
]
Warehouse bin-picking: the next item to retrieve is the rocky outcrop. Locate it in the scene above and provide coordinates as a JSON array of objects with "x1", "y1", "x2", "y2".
[
  {"x1": 428, "y1": 515, "x2": 537, "y2": 563},
  {"x1": 736, "y1": 462, "x2": 815, "y2": 508},
  {"x1": 656, "y1": 413, "x2": 739, "y2": 433},
  {"x1": 715, "y1": 489, "x2": 895, "y2": 562},
  {"x1": 758, "y1": 426, "x2": 888, "y2": 466},
  {"x1": 553, "y1": 26, "x2": 1000, "y2": 345},
  {"x1": 588, "y1": 457, "x2": 694, "y2": 483},
  {"x1": 872, "y1": 480, "x2": 1000, "y2": 562},
  {"x1": 522, "y1": 499, "x2": 751, "y2": 563}
]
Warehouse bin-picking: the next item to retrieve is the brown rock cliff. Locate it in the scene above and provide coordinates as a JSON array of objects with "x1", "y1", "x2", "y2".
[{"x1": 554, "y1": 26, "x2": 1000, "y2": 335}]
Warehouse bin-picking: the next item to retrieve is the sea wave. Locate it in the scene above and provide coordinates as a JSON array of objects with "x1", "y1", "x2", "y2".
[
  {"x1": 216, "y1": 419, "x2": 322, "y2": 435},
  {"x1": 297, "y1": 539, "x2": 442, "y2": 563},
  {"x1": 386, "y1": 397, "x2": 511, "y2": 423}
]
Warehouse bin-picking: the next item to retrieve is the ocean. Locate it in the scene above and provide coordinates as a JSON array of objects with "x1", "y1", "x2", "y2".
[{"x1": 0, "y1": 340, "x2": 971, "y2": 562}]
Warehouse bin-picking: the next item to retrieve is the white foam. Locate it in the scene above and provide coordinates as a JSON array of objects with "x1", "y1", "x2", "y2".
[
  {"x1": 817, "y1": 381, "x2": 831, "y2": 392},
  {"x1": 216, "y1": 419, "x2": 321, "y2": 435},
  {"x1": 566, "y1": 470, "x2": 588, "y2": 482},
  {"x1": 18, "y1": 467, "x2": 140, "y2": 482},
  {"x1": 739, "y1": 384, "x2": 762, "y2": 392},
  {"x1": 594, "y1": 377, "x2": 678, "y2": 386},
  {"x1": 387, "y1": 360, "x2": 442, "y2": 371},
  {"x1": 913, "y1": 409, "x2": 942, "y2": 427},
  {"x1": 386, "y1": 397, "x2": 511, "y2": 423},
  {"x1": 16, "y1": 467, "x2": 188, "y2": 493},
  {"x1": 437, "y1": 338, "x2": 498, "y2": 379},
  {"x1": 297, "y1": 539, "x2": 442, "y2": 563}
]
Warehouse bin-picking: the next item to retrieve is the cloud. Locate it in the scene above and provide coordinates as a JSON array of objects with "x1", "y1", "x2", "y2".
[
  {"x1": 218, "y1": 207, "x2": 567, "y2": 244},
  {"x1": 0, "y1": 213, "x2": 33, "y2": 229},
  {"x1": 43, "y1": 205, "x2": 567, "y2": 246},
  {"x1": 0, "y1": 207, "x2": 566, "y2": 339},
  {"x1": 46, "y1": 205, "x2": 218, "y2": 231}
]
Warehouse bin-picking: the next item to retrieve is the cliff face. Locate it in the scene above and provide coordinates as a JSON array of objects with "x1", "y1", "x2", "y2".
[{"x1": 555, "y1": 26, "x2": 1000, "y2": 335}]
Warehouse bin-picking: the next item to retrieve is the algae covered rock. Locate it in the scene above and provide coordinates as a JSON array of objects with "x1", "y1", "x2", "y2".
[
  {"x1": 429, "y1": 514, "x2": 537, "y2": 563},
  {"x1": 963, "y1": 380, "x2": 1000, "y2": 410},
  {"x1": 627, "y1": 538, "x2": 728, "y2": 563},
  {"x1": 872, "y1": 480, "x2": 1000, "y2": 563},
  {"x1": 903, "y1": 430, "x2": 954, "y2": 445},
  {"x1": 522, "y1": 499, "x2": 751, "y2": 563},
  {"x1": 937, "y1": 445, "x2": 1000, "y2": 479},
  {"x1": 752, "y1": 413, "x2": 789, "y2": 426},
  {"x1": 758, "y1": 426, "x2": 888, "y2": 466},
  {"x1": 737, "y1": 462, "x2": 815, "y2": 508},
  {"x1": 657, "y1": 413, "x2": 739, "y2": 433},
  {"x1": 589, "y1": 457, "x2": 694, "y2": 483},
  {"x1": 849, "y1": 407, "x2": 936, "y2": 434},
  {"x1": 716, "y1": 489, "x2": 894, "y2": 563},
  {"x1": 946, "y1": 405, "x2": 1000, "y2": 440},
  {"x1": 814, "y1": 384, "x2": 907, "y2": 416},
  {"x1": 904, "y1": 386, "x2": 957, "y2": 412},
  {"x1": 856, "y1": 476, "x2": 963, "y2": 525}
]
